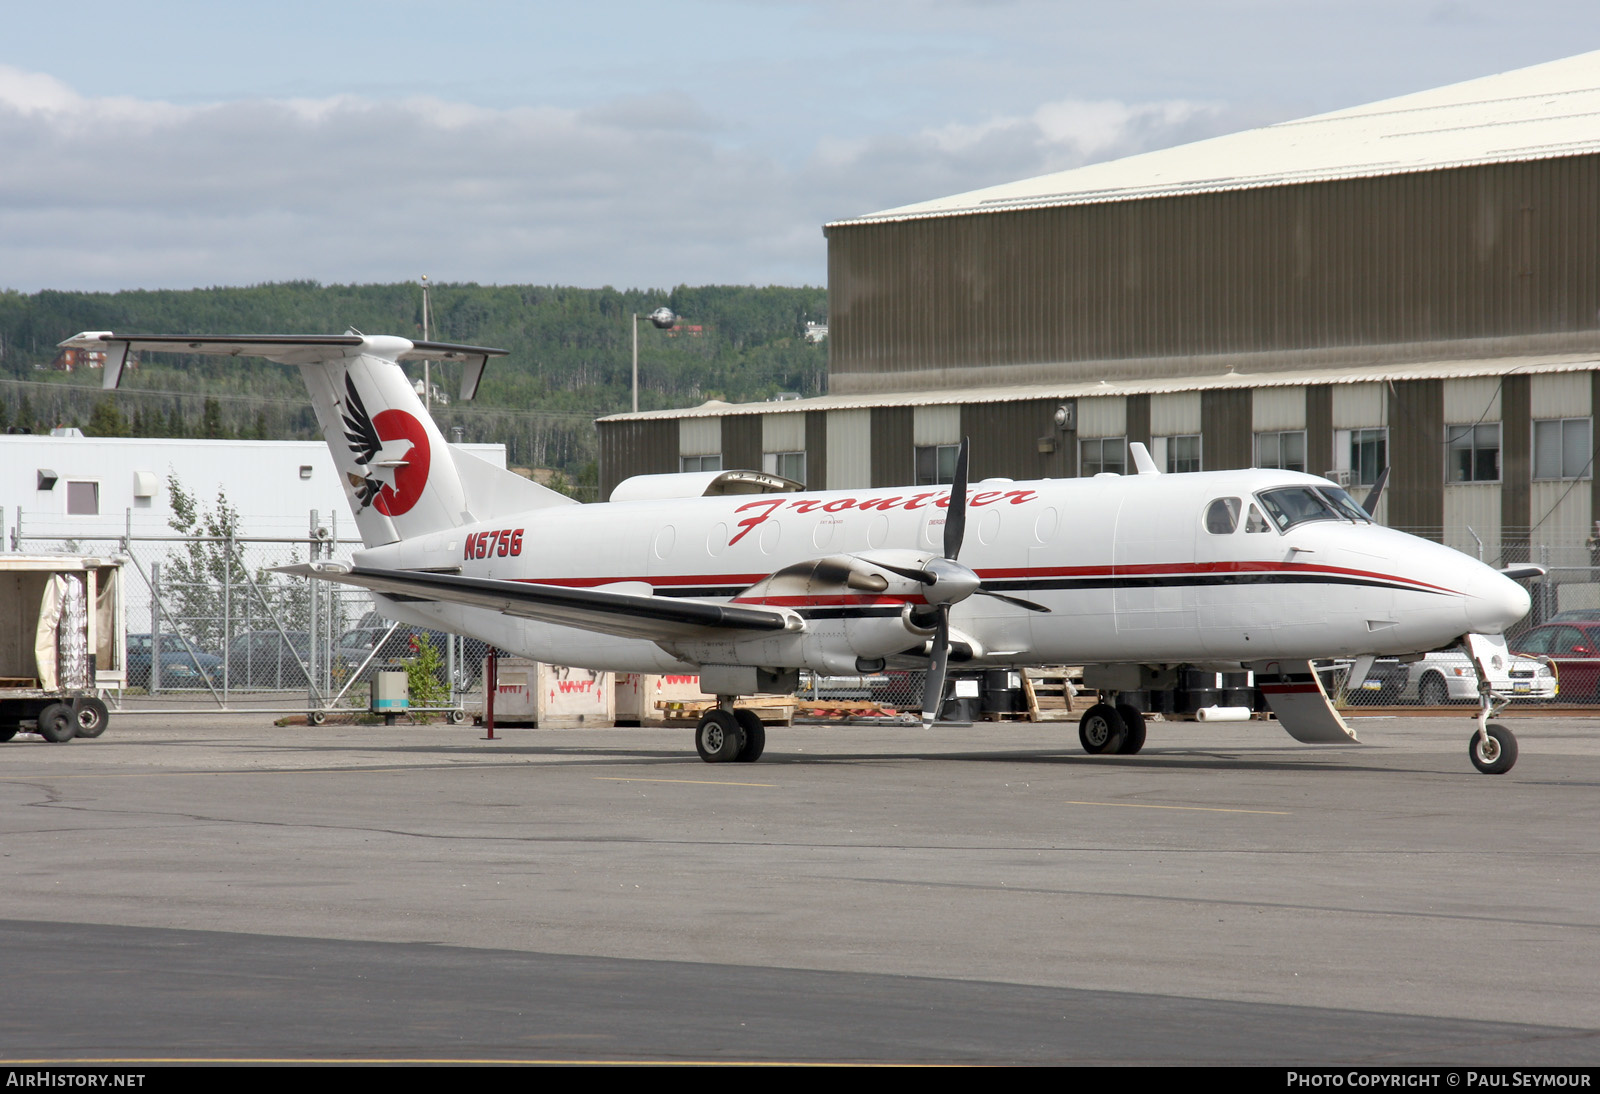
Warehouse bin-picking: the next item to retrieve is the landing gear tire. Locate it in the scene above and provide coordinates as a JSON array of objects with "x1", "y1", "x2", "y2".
[
  {"x1": 447, "y1": 709, "x2": 467, "y2": 725},
  {"x1": 1114, "y1": 704, "x2": 1146, "y2": 755},
  {"x1": 732, "y1": 709, "x2": 766, "y2": 763},
  {"x1": 36, "y1": 703, "x2": 75, "y2": 743},
  {"x1": 0, "y1": 726, "x2": 17, "y2": 743},
  {"x1": 1079, "y1": 704, "x2": 1126, "y2": 755},
  {"x1": 1418, "y1": 674, "x2": 1449, "y2": 707},
  {"x1": 308, "y1": 710, "x2": 327, "y2": 727},
  {"x1": 73, "y1": 698, "x2": 109, "y2": 739},
  {"x1": 1469, "y1": 723, "x2": 1518, "y2": 775},
  {"x1": 695, "y1": 709, "x2": 744, "y2": 763}
]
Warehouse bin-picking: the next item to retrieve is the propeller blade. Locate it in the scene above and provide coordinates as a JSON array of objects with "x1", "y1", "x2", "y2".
[
  {"x1": 1360, "y1": 466, "x2": 1389, "y2": 516},
  {"x1": 944, "y1": 436, "x2": 970, "y2": 561},
  {"x1": 921, "y1": 607, "x2": 950, "y2": 727},
  {"x1": 860, "y1": 558, "x2": 936, "y2": 585},
  {"x1": 976, "y1": 589, "x2": 1052, "y2": 613}
]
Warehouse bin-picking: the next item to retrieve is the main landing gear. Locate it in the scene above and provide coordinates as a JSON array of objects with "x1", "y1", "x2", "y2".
[
  {"x1": 694, "y1": 700, "x2": 766, "y2": 764},
  {"x1": 1078, "y1": 697, "x2": 1146, "y2": 756}
]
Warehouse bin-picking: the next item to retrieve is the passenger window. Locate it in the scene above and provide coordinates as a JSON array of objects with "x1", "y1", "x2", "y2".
[
  {"x1": 1205, "y1": 497, "x2": 1241, "y2": 534},
  {"x1": 1246, "y1": 505, "x2": 1272, "y2": 533}
]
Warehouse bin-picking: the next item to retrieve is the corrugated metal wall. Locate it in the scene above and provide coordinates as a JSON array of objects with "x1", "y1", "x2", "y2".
[
  {"x1": 961, "y1": 399, "x2": 1070, "y2": 480},
  {"x1": 1502, "y1": 375, "x2": 1531, "y2": 552},
  {"x1": 599, "y1": 419, "x2": 678, "y2": 500},
  {"x1": 828, "y1": 156, "x2": 1600, "y2": 388},
  {"x1": 805, "y1": 411, "x2": 827, "y2": 490},
  {"x1": 870, "y1": 407, "x2": 913, "y2": 487},
  {"x1": 1388, "y1": 381, "x2": 1444, "y2": 540},
  {"x1": 722, "y1": 416, "x2": 761, "y2": 472},
  {"x1": 1200, "y1": 389, "x2": 1253, "y2": 470}
]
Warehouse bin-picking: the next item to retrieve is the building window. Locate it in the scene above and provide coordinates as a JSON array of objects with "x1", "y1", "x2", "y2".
[
  {"x1": 1349, "y1": 428, "x2": 1387, "y2": 487},
  {"x1": 1534, "y1": 418, "x2": 1592, "y2": 480},
  {"x1": 1447, "y1": 423, "x2": 1500, "y2": 483},
  {"x1": 681, "y1": 454, "x2": 722, "y2": 473},
  {"x1": 1080, "y1": 437, "x2": 1126, "y2": 476},
  {"x1": 915, "y1": 443, "x2": 960, "y2": 485},
  {"x1": 1256, "y1": 430, "x2": 1306, "y2": 473},
  {"x1": 66, "y1": 481, "x2": 99, "y2": 515},
  {"x1": 763, "y1": 451, "x2": 806, "y2": 485},
  {"x1": 1160, "y1": 434, "x2": 1201, "y2": 474}
]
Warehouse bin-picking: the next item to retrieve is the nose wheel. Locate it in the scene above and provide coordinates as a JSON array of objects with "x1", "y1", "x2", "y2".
[{"x1": 1469, "y1": 723, "x2": 1517, "y2": 774}]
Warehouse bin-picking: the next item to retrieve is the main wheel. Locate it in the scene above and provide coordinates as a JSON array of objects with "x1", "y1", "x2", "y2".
[
  {"x1": 1078, "y1": 703, "x2": 1126, "y2": 755},
  {"x1": 732, "y1": 709, "x2": 766, "y2": 763},
  {"x1": 308, "y1": 710, "x2": 327, "y2": 727},
  {"x1": 36, "y1": 703, "x2": 75, "y2": 743},
  {"x1": 73, "y1": 698, "x2": 109, "y2": 739},
  {"x1": 695, "y1": 709, "x2": 744, "y2": 763},
  {"x1": 1114, "y1": 703, "x2": 1146, "y2": 755},
  {"x1": 1418, "y1": 673, "x2": 1449, "y2": 707},
  {"x1": 0, "y1": 726, "x2": 17, "y2": 743},
  {"x1": 1468, "y1": 723, "x2": 1518, "y2": 774}
]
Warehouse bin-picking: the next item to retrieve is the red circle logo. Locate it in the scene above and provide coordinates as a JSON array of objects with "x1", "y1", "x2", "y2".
[{"x1": 371, "y1": 409, "x2": 431, "y2": 516}]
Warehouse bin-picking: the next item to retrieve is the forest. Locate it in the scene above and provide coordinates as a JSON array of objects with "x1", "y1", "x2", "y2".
[{"x1": 0, "y1": 281, "x2": 828, "y2": 498}]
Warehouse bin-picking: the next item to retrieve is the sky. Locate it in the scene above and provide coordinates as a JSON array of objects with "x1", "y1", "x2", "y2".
[{"x1": 2, "y1": 0, "x2": 1599, "y2": 293}]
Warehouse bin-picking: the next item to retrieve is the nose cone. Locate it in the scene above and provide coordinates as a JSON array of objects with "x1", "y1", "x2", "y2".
[{"x1": 1465, "y1": 568, "x2": 1532, "y2": 635}]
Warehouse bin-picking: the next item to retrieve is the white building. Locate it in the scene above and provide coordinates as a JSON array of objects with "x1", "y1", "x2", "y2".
[{"x1": 0, "y1": 434, "x2": 507, "y2": 548}]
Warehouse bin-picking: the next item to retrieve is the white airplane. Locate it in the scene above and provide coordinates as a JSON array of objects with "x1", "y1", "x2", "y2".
[{"x1": 64, "y1": 330, "x2": 1538, "y2": 774}]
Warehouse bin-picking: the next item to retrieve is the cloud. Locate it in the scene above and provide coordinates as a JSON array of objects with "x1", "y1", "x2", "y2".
[{"x1": 0, "y1": 64, "x2": 1252, "y2": 292}]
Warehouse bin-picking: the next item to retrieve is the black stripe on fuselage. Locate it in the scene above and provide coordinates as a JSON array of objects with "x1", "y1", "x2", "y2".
[{"x1": 646, "y1": 572, "x2": 1450, "y2": 601}]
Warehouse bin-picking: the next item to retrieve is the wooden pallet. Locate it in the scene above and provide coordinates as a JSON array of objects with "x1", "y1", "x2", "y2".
[
  {"x1": 656, "y1": 699, "x2": 797, "y2": 726},
  {"x1": 1022, "y1": 667, "x2": 1080, "y2": 722}
]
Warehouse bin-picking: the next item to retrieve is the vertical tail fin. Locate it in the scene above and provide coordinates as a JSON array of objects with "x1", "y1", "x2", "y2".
[{"x1": 62, "y1": 331, "x2": 569, "y2": 547}]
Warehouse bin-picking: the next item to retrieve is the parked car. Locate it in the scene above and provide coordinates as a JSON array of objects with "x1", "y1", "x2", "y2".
[
  {"x1": 1316, "y1": 657, "x2": 1411, "y2": 704},
  {"x1": 1511, "y1": 622, "x2": 1600, "y2": 702},
  {"x1": 1403, "y1": 650, "x2": 1556, "y2": 704},
  {"x1": 224, "y1": 630, "x2": 316, "y2": 689},
  {"x1": 337, "y1": 623, "x2": 488, "y2": 687},
  {"x1": 126, "y1": 632, "x2": 222, "y2": 689}
]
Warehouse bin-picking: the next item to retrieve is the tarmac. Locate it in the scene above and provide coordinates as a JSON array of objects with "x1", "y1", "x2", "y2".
[{"x1": 2, "y1": 709, "x2": 1598, "y2": 1065}]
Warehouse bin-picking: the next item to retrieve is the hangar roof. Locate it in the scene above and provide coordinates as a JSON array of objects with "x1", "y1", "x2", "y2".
[
  {"x1": 599, "y1": 353, "x2": 1600, "y2": 422},
  {"x1": 829, "y1": 51, "x2": 1600, "y2": 228}
]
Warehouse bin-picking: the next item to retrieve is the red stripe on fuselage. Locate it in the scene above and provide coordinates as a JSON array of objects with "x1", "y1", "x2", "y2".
[{"x1": 496, "y1": 560, "x2": 1462, "y2": 597}]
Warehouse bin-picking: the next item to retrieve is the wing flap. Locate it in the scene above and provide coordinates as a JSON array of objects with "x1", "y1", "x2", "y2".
[{"x1": 276, "y1": 563, "x2": 796, "y2": 642}]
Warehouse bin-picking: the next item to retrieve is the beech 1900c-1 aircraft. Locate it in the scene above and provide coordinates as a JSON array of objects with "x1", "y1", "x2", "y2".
[{"x1": 64, "y1": 330, "x2": 1540, "y2": 774}]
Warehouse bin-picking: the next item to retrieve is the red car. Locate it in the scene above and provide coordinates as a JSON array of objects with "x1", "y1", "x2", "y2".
[{"x1": 1510, "y1": 622, "x2": 1600, "y2": 702}]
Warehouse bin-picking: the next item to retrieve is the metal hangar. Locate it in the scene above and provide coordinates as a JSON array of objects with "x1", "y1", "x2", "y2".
[{"x1": 598, "y1": 51, "x2": 1600, "y2": 606}]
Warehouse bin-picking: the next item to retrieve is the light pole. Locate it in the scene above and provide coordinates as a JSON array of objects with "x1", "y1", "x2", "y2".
[
  {"x1": 632, "y1": 306, "x2": 678, "y2": 413},
  {"x1": 420, "y1": 274, "x2": 433, "y2": 413}
]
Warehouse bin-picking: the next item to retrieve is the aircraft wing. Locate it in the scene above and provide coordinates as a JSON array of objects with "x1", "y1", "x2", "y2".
[{"x1": 275, "y1": 562, "x2": 798, "y2": 642}]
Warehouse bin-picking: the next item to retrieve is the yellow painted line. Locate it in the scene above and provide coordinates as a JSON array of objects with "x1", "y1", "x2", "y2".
[
  {"x1": 595, "y1": 776, "x2": 777, "y2": 787},
  {"x1": 1063, "y1": 799, "x2": 1290, "y2": 815}
]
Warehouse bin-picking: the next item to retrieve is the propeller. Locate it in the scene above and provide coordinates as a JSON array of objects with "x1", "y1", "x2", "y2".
[{"x1": 864, "y1": 438, "x2": 1051, "y2": 727}]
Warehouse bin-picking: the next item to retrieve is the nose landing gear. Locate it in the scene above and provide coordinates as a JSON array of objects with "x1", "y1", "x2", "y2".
[{"x1": 1464, "y1": 633, "x2": 1519, "y2": 775}]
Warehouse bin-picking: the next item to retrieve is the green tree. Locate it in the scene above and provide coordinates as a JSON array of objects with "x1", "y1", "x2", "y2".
[{"x1": 86, "y1": 398, "x2": 130, "y2": 437}]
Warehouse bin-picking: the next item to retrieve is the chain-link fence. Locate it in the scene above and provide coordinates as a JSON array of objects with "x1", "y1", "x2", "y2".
[
  {"x1": 11, "y1": 509, "x2": 1593, "y2": 717},
  {"x1": 14, "y1": 513, "x2": 475, "y2": 717}
]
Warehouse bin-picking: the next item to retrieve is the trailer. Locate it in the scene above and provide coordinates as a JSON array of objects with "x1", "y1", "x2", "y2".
[{"x1": 0, "y1": 555, "x2": 126, "y2": 743}]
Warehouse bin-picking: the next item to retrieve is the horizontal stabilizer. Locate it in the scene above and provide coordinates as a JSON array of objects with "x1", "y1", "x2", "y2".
[
  {"x1": 276, "y1": 563, "x2": 797, "y2": 643},
  {"x1": 59, "y1": 331, "x2": 507, "y2": 400}
]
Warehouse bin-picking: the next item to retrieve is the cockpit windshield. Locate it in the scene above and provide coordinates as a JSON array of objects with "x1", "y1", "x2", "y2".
[{"x1": 1255, "y1": 485, "x2": 1373, "y2": 531}]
